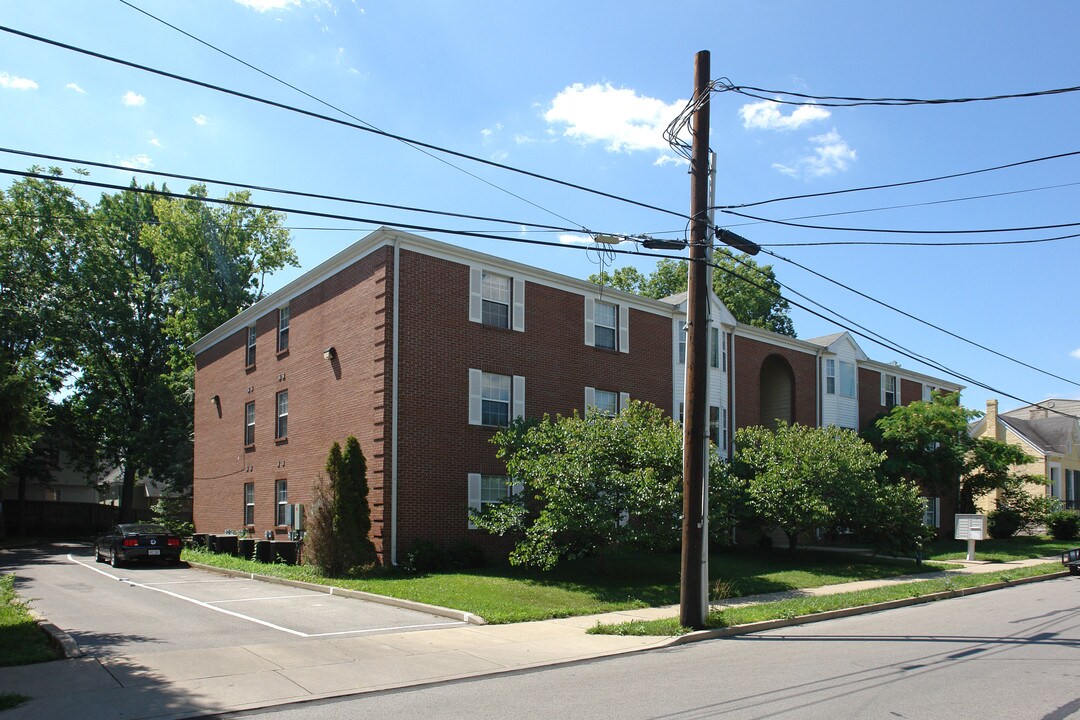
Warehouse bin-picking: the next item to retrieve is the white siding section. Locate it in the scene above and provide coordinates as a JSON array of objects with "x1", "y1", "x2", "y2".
[
  {"x1": 672, "y1": 313, "x2": 731, "y2": 458},
  {"x1": 821, "y1": 339, "x2": 860, "y2": 430}
]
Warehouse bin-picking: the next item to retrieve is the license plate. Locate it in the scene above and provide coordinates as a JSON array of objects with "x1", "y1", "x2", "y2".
[{"x1": 148, "y1": 549, "x2": 160, "y2": 556}]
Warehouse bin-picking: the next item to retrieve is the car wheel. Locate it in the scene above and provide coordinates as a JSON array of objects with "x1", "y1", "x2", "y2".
[
  {"x1": 94, "y1": 546, "x2": 104, "y2": 563},
  {"x1": 1070, "y1": 565, "x2": 1079, "y2": 576},
  {"x1": 110, "y1": 549, "x2": 124, "y2": 568}
]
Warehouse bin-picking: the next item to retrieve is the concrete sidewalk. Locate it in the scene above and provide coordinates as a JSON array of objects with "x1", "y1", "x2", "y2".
[{"x1": 0, "y1": 555, "x2": 1065, "y2": 720}]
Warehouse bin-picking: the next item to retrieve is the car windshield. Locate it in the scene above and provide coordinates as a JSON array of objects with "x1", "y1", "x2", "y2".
[{"x1": 121, "y1": 524, "x2": 170, "y2": 534}]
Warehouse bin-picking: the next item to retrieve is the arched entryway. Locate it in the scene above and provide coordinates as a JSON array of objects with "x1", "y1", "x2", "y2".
[{"x1": 759, "y1": 354, "x2": 795, "y2": 430}]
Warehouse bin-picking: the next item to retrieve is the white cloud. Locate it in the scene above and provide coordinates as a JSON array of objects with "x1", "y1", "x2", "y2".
[
  {"x1": 192, "y1": 114, "x2": 209, "y2": 126},
  {"x1": 233, "y1": 0, "x2": 301, "y2": 11},
  {"x1": 65, "y1": 82, "x2": 86, "y2": 94},
  {"x1": 513, "y1": 134, "x2": 536, "y2": 145},
  {"x1": 558, "y1": 233, "x2": 594, "y2": 245},
  {"x1": 1070, "y1": 348, "x2": 1080, "y2": 360},
  {"x1": 149, "y1": 136, "x2": 162, "y2": 148},
  {"x1": 773, "y1": 129, "x2": 857, "y2": 179},
  {"x1": 122, "y1": 91, "x2": 146, "y2": 107},
  {"x1": 654, "y1": 154, "x2": 688, "y2": 167},
  {"x1": 0, "y1": 72, "x2": 38, "y2": 90},
  {"x1": 739, "y1": 99, "x2": 830, "y2": 131},
  {"x1": 544, "y1": 83, "x2": 685, "y2": 155},
  {"x1": 119, "y1": 154, "x2": 153, "y2": 170}
]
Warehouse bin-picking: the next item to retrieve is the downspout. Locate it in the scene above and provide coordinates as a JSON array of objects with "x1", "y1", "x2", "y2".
[{"x1": 390, "y1": 238, "x2": 401, "y2": 565}]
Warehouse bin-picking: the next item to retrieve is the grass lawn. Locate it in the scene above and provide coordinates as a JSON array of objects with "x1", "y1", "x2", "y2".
[
  {"x1": 925, "y1": 536, "x2": 1077, "y2": 562},
  {"x1": 184, "y1": 546, "x2": 941, "y2": 624},
  {"x1": 589, "y1": 561, "x2": 1065, "y2": 636},
  {"x1": 0, "y1": 574, "x2": 59, "y2": 668}
]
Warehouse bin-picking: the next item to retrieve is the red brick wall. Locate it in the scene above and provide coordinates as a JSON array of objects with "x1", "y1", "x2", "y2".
[
  {"x1": 193, "y1": 246, "x2": 393, "y2": 554},
  {"x1": 392, "y1": 250, "x2": 673, "y2": 557},
  {"x1": 901, "y1": 378, "x2": 922, "y2": 406},
  {"x1": 731, "y1": 335, "x2": 817, "y2": 430},
  {"x1": 858, "y1": 367, "x2": 883, "y2": 432}
]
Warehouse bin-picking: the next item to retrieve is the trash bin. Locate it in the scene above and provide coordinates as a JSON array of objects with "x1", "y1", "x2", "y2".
[
  {"x1": 237, "y1": 538, "x2": 256, "y2": 560},
  {"x1": 254, "y1": 540, "x2": 274, "y2": 563}
]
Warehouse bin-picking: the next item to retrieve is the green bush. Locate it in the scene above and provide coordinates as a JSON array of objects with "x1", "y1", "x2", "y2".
[
  {"x1": 448, "y1": 542, "x2": 485, "y2": 569},
  {"x1": 403, "y1": 540, "x2": 448, "y2": 574},
  {"x1": 1047, "y1": 510, "x2": 1080, "y2": 541},
  {"x1": 988, "y1": 507, "x2": 1022, "y2": 539}
]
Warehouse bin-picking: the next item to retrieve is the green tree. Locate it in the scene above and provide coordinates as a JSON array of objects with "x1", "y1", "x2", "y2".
[
  {"x1": 472, "y1": 401, "x2": 734, "y2": 570},
  {"x1": 308, "y1": 437, "x2": 376, "y2": 575},
  {"x1": 732, "y1": 422, "x2": 899, "y2": 552},
  {"x1": 869, "y1": 392, "x2": 1038, "y2": 514},
  {"x1": 588, "y1": 251, "x2": 794, "y2": 336}
]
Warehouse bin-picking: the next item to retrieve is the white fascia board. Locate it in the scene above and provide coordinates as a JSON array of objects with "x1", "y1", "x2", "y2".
[
  {"x1": 733, "y1": 324, "x2": 824, "y2": 355},
  {"x1": 858, "y1": 358, "x2": 963, "y2": 393}
]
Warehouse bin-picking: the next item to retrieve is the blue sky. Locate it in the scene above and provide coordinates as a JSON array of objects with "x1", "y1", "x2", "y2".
[{"x1": 3, "y1": 0, "x2": 1079, "y2": 415}]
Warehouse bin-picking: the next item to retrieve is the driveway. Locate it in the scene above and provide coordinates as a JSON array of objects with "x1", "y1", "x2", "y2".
[{"x1": 1, "y1": 542, "x2": 466, "y2": 658}]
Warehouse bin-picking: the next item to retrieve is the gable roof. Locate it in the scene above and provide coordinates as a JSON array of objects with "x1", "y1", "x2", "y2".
[{"x1": 999, "y1": 415, "x2": 1077, "y2": 455}]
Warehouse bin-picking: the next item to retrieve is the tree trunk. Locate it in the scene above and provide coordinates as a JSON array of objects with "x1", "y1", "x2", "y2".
[
  {"x1": 119, "y1": 464, "x2": 137, "y2": 523},
  {"x1": 786, "y1": 530, "x2": 798, "y2": 554},
  {"x1": 16, "y1": 467, "x2": 27, "y2": 538}
]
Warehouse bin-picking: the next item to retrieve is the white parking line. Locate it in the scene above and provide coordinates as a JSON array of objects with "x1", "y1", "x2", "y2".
[
  {"x1": 66, "y1": 554, "x2": 468, "y2": 638},
  {"x1": 208, "y1": 594, "x2": 317, "y2": 604}
]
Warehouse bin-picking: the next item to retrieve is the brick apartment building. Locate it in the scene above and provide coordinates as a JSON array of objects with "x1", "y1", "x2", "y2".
[{"x1": 190, "y1": 227, "x2": 961, "y2": 563}]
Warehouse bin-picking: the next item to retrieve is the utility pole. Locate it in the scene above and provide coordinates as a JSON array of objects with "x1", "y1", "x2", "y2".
[{"x1": 680, "y1": 49, "x2": 711, "y2": 630}]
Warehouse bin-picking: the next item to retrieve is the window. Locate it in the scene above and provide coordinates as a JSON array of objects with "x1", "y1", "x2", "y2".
[
  {"x1": 275, "y1": 390, "x2": 288, "y2": 439},
  {"x1": 826, "y1": 359, "x2": 836, "y2": 395},
  {"x1": 594, "y1": 301, "x2": 617, "y2": 350},
  {"x1": 275, "y1": 480, "x2": 288, "y2": 526},
  {"x1": 244, "y1": 401, "x2": 255, "y2": 446},
  {"x1": 922, "y1": 497, "x2": 940, "y2": 528},
  {"x1": 593, "y1": 389, "x2": 618, "y2": 416},
  {"x1": 709, "y1": 327, "x2": 720, "y2": 369},
  {"x1": 723, "y1": 405, "x2": 729, "y2": 449},
  {"x1": 709, "y1": 406, "x2": 720, "y2": 444},
  {"x1": 678, "y1": 321, "x2": 687, "y2": 364},
  {"x1": 722, "y1": 331, "x2": 729, "y2": 372},
  {"x1": 1049, "y1": 465, "x2": 1061, "y2": 498},
  {"x1": 838, "y1": 361, "x2": 856, "y2": 398},
  {"x1": 923, "y1": 384, "x2": 937, "y2": 402},
  {"x1": 1066, "y1": 469, "x2": 1077, "y2": 509},
  {"x1": 467, "y1": 473, "x2": 522, "y2": 528},
  {"x1": 470, "y1": 269, "x2": 524, "y2": 331},
  {"x1": 883, "y1": 373, "x2": 898, "y2": 407},
  {"x1": 678, "y1": 402, "x2": 684, "y2": 425},
  {"x1": 481, "y1": 271, "x2": 511, "y2": 328},
  {"x1": 277, "y1": 305, "x2": 290, "y2": 352},
  {"x1": 246, "y1": 325, "x2": 256, "y2": 367},
  {"x1": 243, "y1": 483, "x2": 254, "y2": 526},
  {"x1": 469, "y1": 370, "x2": 524, "y2": 426}
]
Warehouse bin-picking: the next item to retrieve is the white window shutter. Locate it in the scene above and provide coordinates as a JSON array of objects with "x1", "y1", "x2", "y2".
[
  {"x1": 468, "y1": 368, "x2": 482, "y2": 425},
  {"x1": 619, "y1": 304, "x2": 629, "y2": 353},
  {"x1": 512, "y1": 278, "x2": 525, "y2": 332},
  {"x1": 469, "y1": 268, "x2": 482, "y2": 323},
  {"x1": 933, "y1": 498, "x2": 941, "y2": 527},
  {"x1": 880, "y1": 371, "x2": 886, "y2": 406},
  {"x1": 510, "y1": 478, "x2": 524, "y2": 496},
  {"x1": 584, "y1": 297, "x2": 595, "y2": 346},
  {"x1": 619, "y1": 392, "x2": 630, "y2": 412},
  {"x1": 513, "y1": 375, "x2": 525, "y2": 420},
  {"x1": 585, "y1": 386, "x2": 595, "y2": 415},
  {"x1": 467, "y1": 473, "x2": 482, "y2": 529}
]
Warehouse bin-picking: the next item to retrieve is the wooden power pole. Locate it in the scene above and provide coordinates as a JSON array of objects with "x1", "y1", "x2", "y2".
[{"x1": 680, "y1": 49, "x2": 711, "y2": 630}]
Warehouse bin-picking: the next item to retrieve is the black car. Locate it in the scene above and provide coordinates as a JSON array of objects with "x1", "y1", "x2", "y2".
[{"x1": 95, "y1": 523, "x2": 183, "y2": 567}]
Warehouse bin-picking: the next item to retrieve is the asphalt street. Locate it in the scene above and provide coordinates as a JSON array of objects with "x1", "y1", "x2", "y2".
[
  {"x1": 223, "y1": 576, "x2": 1080, "y2": 720},
  {"x1": 1, "y1": 542, "x2": 465, "y2": 658}
]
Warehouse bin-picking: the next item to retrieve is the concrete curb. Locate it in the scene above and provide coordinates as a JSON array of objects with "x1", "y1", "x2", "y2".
[
  {"x1": 666, "y1": 569, "x2": 1071, "y2": 646},
  {"x1": 27, "y1": 608, "x2": 82, "y2": 659},
  {"x1": 184, "y1": 561, "x2": 487, "y2": 625}
]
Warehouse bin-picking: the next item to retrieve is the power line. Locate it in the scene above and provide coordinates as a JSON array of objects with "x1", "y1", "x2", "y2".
[
  {"x1": 714, "y1": 150, "x2": 1080, "y2": 210},
  {"x1": 760, "y1": 231, "x2": 1080, "y2": 248},
  {"x1": 722, "y1": 208, "x2": 1080, "y2": 235},
  {"x1": 0, "y1": 147, "x2": 582, "y2": 234},
  {"x1": 115, "y1": 0, "x2": 583, "y2": 229},
  {"x1": 716, "y1": 79, "x2": 1080, "y2": 107},
  {"x1": 757, "y1": 247, "x2": 1080, "y2": 389},
  {"x1": 0, "y1": 24, "x2": 690, "y2": 223}
]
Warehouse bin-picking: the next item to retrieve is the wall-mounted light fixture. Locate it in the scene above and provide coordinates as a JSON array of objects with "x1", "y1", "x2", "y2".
[
  {"x1": 323, "y1": 346, "x2": 337, "y2": 361},
  {"x1": 210, "y1": 394, "x2": 221, "y2": 407}
]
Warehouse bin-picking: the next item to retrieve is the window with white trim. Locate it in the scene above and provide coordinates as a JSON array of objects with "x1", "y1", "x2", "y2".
[
  {"x1": 277, "y1": 305, "x2": 289, "y2": 352},
  {"x1": 244, "y1": 401, "x2": 255, "y2": 446},
  {"x1": 882, "y1": 373, "x2": 898, "y2": 407},
  {"x1": 467, "y1": 473, "x2": 523, "y2": 528},
  {"x1": 246, "y1": 325, "x2": 256, "y2": 367},
  {"x1": 468, "y1": 370, "x2": 525, "y2": 427},
  {"x1": 275, "y1": 390, "x2": 288, "y2": 439},
  {"x1": 826, "y1": 359, "x2": 837, "y2": 395},
  {"x1": 481, "y1": 271, "x2": 511, "y2": 329},
  {"x1": 594, "y1": 301, "x2": 617, "y2": 350},
  {"x1": 678, "y1": 321, "x2": 687, "y2": 364},
  {"x1": 722, "y1": 331, "x2": 729, "y2": 372},
  {"x1": 922, "y1": 384, "x2": 937, "y2": 402},
  {"x1": 275, "y1": 479, "x2": 288, "y2": 526},
  {"x1": 709, "y1": 327, "x2": 720, "y2": 369},
  {"x1": 838, "y1": 361, "x2": 855, "y2": 398},
  {"x1": 1049, "y1": 465, "x2": 1061, "y2": 498},
  {"x1": 585, "y1": 387, "x2": 628, "y2": 417},
  {"x1": 722, "y1": 405, "x2": 729, "y2": 449},
  {"x1": 243, "y1": 482, "x2": 254, "y2": 526},
  {"x1": 709, "y1": 405, "x2": 720, "y2": 444}
]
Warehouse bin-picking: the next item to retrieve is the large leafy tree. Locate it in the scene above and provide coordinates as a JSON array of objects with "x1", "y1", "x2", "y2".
[
  {"x1": 867, "y1": 391, "x2": 1038, "y2": 514},
  {"x1": 58, "y1": 180, "x2": 297, "y2": 520},
  {"x1": 472, "y1": 401, "x2": 738, "y2": 570},
  {"x1": 588, "y1": 250, "x2": 794, "y2": 336},
  {"x1": 732, "y1": 422, "x2": 922, "y2": 552}
]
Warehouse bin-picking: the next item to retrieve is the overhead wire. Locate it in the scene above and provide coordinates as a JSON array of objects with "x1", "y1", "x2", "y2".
[
  {"x1": 721, "y1": 208, "x2": 1080, "y2": 235},
  {"x1": 115, "y1": 0, "x2": 584, "y2": 230},
  {"x1": 0, "y1": 24, "x2": 690, "y2": 224},
  {"x1": 714, "y1": 79, "x2": 1080, "y2": 107}
]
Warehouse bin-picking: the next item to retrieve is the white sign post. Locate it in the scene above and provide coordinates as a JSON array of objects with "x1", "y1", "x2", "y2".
[{"x1": 954, "y1": 514, "x2": 987, "y2": 561}]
